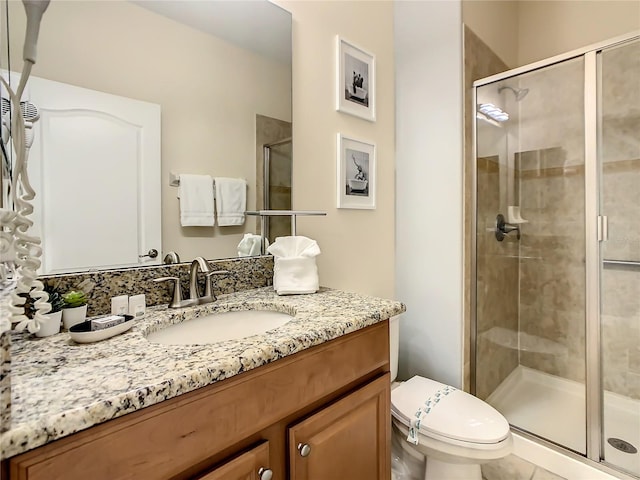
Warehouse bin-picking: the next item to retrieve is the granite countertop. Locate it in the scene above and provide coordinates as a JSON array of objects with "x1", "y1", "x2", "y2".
[{"x1": 1, "y1": 287, "x2": 405, "y2": 459}]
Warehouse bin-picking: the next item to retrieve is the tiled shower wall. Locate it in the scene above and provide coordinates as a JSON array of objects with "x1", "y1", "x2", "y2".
[
  {"x1": 599, "y1": 40, "x2": 640, "y2": 400},
  {"x1": 475, "y1": 156, "x2": 519, "y2": 400},
  {"x1": 463, "y1": 26, "x2": 510, "y2": 394},
  {"x1": 513, "y1": 43, "x2": 639, "y2": 399},
  {"x1": 517, "y1": 146, "x2": 586, "y2": 383},
  {"x1": 514, "y1": 55, "x2": 587, "y2": 384}
]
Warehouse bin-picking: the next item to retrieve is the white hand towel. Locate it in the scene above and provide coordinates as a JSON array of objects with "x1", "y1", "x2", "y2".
[
  {"x1": 179, "y1": 174, "x2": 214, "y2": 226},
  {"x1": 267, "y1": 236, "x2": 321, "y2": 295},
  {"x1": 215, "y1": 177, "x2": 246, "y2": 226}
]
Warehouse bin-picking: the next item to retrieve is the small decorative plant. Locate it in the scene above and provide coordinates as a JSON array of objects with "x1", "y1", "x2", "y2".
[
  {"x1": 18, "y1": 286, "x2": 64, "y2": 318},
  {"x1": 47, "y1": 290, "x2": 65, "y2": 314},
  {"x1": 62, "y1": 289, "x2": 88, "y2": 330},
  {"x1": 63, "y1": 290, "x2": 87, "y2": 309}
]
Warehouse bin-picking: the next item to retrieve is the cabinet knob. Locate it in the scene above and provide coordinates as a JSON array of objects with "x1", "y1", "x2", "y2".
[
  {"x1": 297, "y1": 443, "x2": 311, "y2": 457},
  {"x1": 258, "y1": 467, "x2": 273, "y2": 480}
]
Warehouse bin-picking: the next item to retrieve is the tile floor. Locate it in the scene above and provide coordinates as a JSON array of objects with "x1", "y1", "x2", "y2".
[{"x1": 482, "y1": 454, "x2": 566, "y2": 480}]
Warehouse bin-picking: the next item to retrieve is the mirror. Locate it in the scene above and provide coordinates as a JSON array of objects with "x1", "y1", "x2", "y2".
[{"x1": 0, "y1": 0, "x2": 292, "y2": 274}]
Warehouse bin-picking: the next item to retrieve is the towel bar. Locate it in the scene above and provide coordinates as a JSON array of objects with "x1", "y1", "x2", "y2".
[
  {"x1": 245, "y1": 210, "x2": 326, "y2": 236},
  {"x1": 603, "y1": 259, "x2": 640, "y2": 268},
  {"x1": 169, "y1": 172, "x2": 247, "y2": 187}
]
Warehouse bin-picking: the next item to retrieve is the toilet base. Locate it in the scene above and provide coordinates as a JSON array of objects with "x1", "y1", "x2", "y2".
[{"x1": 425, "y1": 457, "x2": 481, "y2": 480}]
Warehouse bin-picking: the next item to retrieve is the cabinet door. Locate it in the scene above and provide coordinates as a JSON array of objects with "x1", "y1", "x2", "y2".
[
  {"x1": 195, "y1": 442, "x2": 272, "y2": 480},
  {"x1": 288, "y1": 374, "x2": 390, "y2": 480}
]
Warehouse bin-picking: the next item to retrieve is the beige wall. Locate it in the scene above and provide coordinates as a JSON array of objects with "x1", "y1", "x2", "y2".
[
  {"x1": 275, "y1": 1, "x2": 396, "y2": 299},
  {"x1": 462, "y1": 0, "x2": 519, "y2": 68},
  {"x1": 518, "y1": 0, "x2": 640, "y2": 65},
  {"x1": 463, "y1": 0, "x2": 640, "y2": 69},
  {"x1": 7, "y1": 1, "x2": 291, "y2": 262}
]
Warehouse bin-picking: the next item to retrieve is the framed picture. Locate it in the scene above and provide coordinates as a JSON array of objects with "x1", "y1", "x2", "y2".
[
  {"x1": 337, "y1": 134, "x2": 376, "y2": 209},
  {"x1": 336, "y1": 36, "x2": 376, "y2": 122}
]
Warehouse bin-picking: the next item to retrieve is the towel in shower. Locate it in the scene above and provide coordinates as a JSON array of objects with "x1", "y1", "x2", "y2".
[
  {"x1": 179, "y1": 174, "x2": 215, "y2": 226},
  {"x1": 214, "y1": 177, "x2": 246, "y2": 226},
  {"x1": 267, "y1": 236, "x2": 321, "y2": 295}
]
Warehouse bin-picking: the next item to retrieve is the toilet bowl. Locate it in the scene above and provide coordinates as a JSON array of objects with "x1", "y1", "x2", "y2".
[{"x1": 389, "y1": 317, "x2": 512, "y2": 480}]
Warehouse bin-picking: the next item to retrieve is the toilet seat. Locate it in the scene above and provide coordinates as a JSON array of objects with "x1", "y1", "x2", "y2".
[{"x1": 391, "y1": 376, "x2": 510, "y2": 446}]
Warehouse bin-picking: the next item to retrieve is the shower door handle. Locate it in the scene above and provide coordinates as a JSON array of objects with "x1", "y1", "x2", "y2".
[{"x1": 597, "y1": 216, "x2": 608, "y2": 242}]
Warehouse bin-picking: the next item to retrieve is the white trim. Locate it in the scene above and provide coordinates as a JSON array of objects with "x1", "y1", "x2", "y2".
[{"x1": 584, "y1": 49, "x2": 602, "y2": 465}]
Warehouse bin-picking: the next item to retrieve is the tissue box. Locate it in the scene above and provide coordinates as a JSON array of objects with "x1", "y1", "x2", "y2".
[{"x1": 273, "y1": 257, "x2": 319, "y2": 295}]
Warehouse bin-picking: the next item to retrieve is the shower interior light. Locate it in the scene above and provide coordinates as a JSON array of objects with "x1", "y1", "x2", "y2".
[
  {"x1": 476, "y1": 112, "x2": 501, "y2": 128},
  {"x1": 478, "y1": 103, "x2": 509, "y2": 122}
]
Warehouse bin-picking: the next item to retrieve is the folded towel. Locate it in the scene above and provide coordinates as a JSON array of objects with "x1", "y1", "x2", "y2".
[
  {"x1": 179, "y1": 174, "x2": 214, "y2": 226},
  {"x1": 215, "y1": 177, "x2": 246, "y2": 226},
  {"x1": 267, "y1": 236, "x2": 321, "y2": 258},
  {"x1": 267, "y1": 236, "x2": 321, "y2": 295},
  {"x1": 237, "y1": 233, "x2": 266, "y2": 257}
]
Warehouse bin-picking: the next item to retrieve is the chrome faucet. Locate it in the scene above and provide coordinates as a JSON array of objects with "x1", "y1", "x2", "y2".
[
  {"x1": 188, "y1": 257, "x2": 231, "y2": 303},
  {"x1": 163, "y1": 251, "x2": 181, "y2": 264},
  {"x1": 203, "y1": 270, "x2": 231, "y2": 302},
  {"x1": 189, "y1": 257, "x2": 211, "y2": 300},
  {"x1": 153, "y1": 257, "x2": 230, "y2": 308}
]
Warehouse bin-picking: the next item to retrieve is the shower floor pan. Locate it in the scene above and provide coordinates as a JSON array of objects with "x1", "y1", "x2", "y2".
[{"x1": 487, "y1": 366, "x2": 640, "y2": 476}]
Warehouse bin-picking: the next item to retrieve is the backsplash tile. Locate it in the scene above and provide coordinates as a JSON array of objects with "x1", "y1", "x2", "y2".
[{"x1": 39, "y1": 256, "x2": 274, "y2": 317}]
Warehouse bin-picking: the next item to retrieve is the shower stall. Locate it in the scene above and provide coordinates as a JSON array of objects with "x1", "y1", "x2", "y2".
[
  {"x1": 472, "y1": 33, "x2": 640, "y2": 478},
  {"x1": 262, "y1": 138, "x2": 292, "y2": 244}
]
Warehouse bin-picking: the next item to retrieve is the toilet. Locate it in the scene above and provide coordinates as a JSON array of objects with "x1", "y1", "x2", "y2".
[{"x1": 389, "y1": 317, "x2": 513, "y2": 480}]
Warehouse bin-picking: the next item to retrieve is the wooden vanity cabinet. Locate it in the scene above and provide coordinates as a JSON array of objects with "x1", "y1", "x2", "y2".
[
  {"x1": 194, "y1": 441, "x2": 271, "y2": 480},
  {"x1": 288, "y1": 375, "x2": 389, "y2": 480},
  {"x1": 5, "y1": 321, "x2": 391, "y2": 480}
]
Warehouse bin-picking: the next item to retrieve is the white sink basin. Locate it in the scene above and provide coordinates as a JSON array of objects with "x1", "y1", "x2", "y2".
[{"x1": 146, "y1": 310, "x2": 293, "y2": 345}]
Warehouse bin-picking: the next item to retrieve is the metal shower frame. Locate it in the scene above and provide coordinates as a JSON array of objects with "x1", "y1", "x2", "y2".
[{"x1": 470, "y1": 30, "x2": 640, "y2": 478}]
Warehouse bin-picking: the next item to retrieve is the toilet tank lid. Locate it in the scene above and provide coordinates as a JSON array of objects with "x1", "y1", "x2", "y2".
[{"x1": 391, "y1": 376, "x2": 510, "y2": 444}]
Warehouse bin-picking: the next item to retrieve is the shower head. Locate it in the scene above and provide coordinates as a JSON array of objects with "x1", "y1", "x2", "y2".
[{"x1": 498, "y1": 85, "x2": 529, "y2": 101}]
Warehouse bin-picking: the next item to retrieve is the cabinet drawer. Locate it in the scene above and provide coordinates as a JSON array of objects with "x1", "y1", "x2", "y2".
[{"x1": 195, "y1": 442, "x2": 272, "y2": 480}]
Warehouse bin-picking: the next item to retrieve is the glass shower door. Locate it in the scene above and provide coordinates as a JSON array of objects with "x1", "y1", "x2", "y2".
[
  {"x1": 475, "y1": 56, "x2": 588, "y2": 455},
  {"x1": 264, "y1": 140, "x2": 292, "y2": 244},
  {"x1": 598, "y1": 38, "x2": 640, "y2": 476}
]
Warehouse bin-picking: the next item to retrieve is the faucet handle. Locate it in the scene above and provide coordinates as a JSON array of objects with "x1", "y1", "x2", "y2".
[
  {"x1": 152, "y1": 276, "x2": 184, "y2": 308},
  {"x1": 206, "y1": 270, "x2": 230, "y2": 276},
  {"x1": 203, "y1": 270, "x2": 231, "y2": 299}
]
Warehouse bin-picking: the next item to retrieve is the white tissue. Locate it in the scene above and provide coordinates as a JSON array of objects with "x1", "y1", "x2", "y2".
[
  {"x1": 237, "y1": 233, "x2": 265, "y2": 257},
  {"x1": 267, "y1": 236, "x2": 321, "y2": 295},
  {"x1": 267, "y1": 236, "x2": 321, "y2": 259}
]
